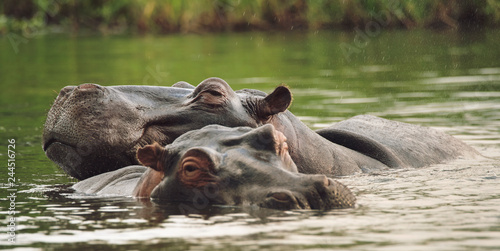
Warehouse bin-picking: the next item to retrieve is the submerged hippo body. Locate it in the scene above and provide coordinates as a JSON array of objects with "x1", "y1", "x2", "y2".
[
  {"x1": 43, "y1": 77, "x2": 480, "y2": 180},
  {"x1": 73, "y1": 125, "x2": 356, "y2": 210}
]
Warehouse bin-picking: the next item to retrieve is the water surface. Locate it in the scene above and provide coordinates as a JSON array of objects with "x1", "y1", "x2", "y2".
[{"x1": 0, "y1": 29, "x2": 499, "y2": 250}]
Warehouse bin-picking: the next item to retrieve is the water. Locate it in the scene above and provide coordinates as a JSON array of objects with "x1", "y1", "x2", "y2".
[{"x1": 0, "y1": 29, "x2": 499, "y2": 250}]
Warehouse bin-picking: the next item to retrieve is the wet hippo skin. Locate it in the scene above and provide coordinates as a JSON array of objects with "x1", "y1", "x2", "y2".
[
  {"x1": 43, "y1": 77, "x2": 480, "y2": 180},
  {"x1": 73, "y1": 125, "x2": 356, "y2": 210}
]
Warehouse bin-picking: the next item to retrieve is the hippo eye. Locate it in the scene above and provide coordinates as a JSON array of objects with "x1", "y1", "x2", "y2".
[
  {"x1": 205, "y1": 90, "x2": 223, "y2": 97},
  {"x1": 178, "y1": 149, "x2": 219, "y2": 188},
  {"x1": 182, "y1": 160, "x2": 201, "y2": 177},
  {"x1": 193, "y1": 90, "x2": 226, "y2": 106},
  {"x1": 185, "y1": 164, "x2": 198, "y2": 172}
]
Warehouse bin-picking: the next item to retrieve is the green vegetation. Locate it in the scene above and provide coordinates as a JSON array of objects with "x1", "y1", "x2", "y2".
[{"x1": 1, "y1": 0, "x2": 499, "y2": 35}]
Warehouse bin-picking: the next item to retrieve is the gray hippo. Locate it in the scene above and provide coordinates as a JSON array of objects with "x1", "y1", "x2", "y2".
[
  {"x1": 43, "y1": 77, "x2": 480, "y2": 180},
  {"x1": 73, "y1": 124, "x2": 356, "y2": 210}
]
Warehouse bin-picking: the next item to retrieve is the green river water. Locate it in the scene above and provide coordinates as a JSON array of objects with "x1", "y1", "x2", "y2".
[{"x1": 0, "y1": 29, "x2": 499, "y2": 250}]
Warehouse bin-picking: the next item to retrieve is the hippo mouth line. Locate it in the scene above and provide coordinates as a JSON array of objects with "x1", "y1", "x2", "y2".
[
  {"x1": 44, "y1": 135, "x2": 140, "y2": 180},
  {"x1": 43, "y1": 138, "x2": 72, "y2": 152}
]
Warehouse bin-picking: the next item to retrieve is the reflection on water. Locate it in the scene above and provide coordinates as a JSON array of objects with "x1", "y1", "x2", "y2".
[{"x1": 0, "y1": 29, "x2": 499, "y2": 250}]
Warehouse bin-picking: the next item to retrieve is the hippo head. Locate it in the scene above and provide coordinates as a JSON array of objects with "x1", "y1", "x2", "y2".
[
  {"x1": 43, "y1": 78, "x2": 292, "y2": 180},
  {"x1": 134, "y1": 124, "x2": 356, "y2": 210}
]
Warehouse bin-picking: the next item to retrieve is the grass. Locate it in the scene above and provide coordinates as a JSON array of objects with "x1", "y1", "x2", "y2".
[{"x1": 1, "y1": 0, "x2": 499, "y2": 35}]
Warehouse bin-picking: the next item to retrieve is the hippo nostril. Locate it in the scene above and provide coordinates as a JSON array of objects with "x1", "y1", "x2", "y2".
[
  {"x1": 59, "y1": 86, "x2": 75, "y2": 96},
  {"x1": 79, "y1": 83, "x2": 97, "y2": 89},
  {"x1": 74, "y1": 84, "x2": 105, "y2": 96},
  {"x1": 77, "y1": 83, "x2": 102, "y2": 91}
]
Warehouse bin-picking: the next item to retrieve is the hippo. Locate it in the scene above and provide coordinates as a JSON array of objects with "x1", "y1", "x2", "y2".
[
  {"x1": 43, "y1": 77, "x2": 480, "y2": 181},
  {"x1": 73, "y1": 124, "x2": 356, "y2": 210}
]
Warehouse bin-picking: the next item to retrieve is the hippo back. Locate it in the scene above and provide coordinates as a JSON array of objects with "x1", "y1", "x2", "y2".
[{"x1": 316, "y1": 115, "x2": 480, "y2": 169}]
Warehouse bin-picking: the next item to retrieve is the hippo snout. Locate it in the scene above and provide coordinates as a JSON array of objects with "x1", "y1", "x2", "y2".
[
  {"x1": 258, "y1": 175, "x2": 356, "y2": 210},
  {"x1": 43, "y1": 83, "x2": 143, "y2": 180}
]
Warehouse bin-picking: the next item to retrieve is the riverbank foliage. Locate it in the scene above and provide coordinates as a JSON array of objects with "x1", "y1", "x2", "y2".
[{"x1": 1, "y1": 0, "x2": 499, "y2": 35}]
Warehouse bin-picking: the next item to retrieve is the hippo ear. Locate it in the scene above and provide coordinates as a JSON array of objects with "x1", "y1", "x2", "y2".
[
  {"x1": 136, "y1": 142, "x2": 166, "y2": 172},
  {"x1": 257, "y1": 85, "x2": 292, "y2": 120}
]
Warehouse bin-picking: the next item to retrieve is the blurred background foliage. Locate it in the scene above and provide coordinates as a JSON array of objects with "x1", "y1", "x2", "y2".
[{"x1": 1, "y1": 0, "x2": 499, "y2": 35}]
